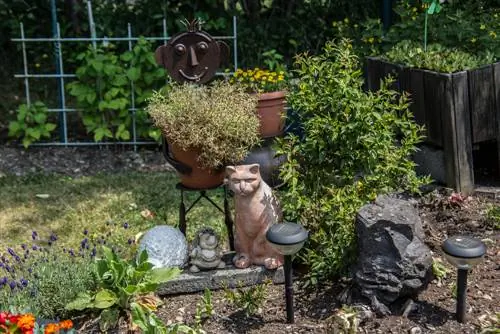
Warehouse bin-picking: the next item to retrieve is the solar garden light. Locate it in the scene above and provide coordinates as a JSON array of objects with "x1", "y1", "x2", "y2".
[
  {"x1": 266, "y1": 222, "x2": 308, "y2": 324},
  {"x1": 441, "y1": 235, "x2": 487, "y2": 323}
]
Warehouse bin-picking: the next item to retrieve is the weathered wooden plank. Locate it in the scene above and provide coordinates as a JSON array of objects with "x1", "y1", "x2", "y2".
[
  {"x1": 422, "y1": 70, "x2": 445, "y2": 147},
  {"x1": 468, "y1": 64, "x2": 497, "y2": 143},
  {"x1": 493, "y1": 62, "x2": 500, "y2": 177},
  {"x1": 450, "y1": 71, "x2": 474, "y2": 193},
  {"x1": 408, "y1": 69, "x2": 426, "y2": 129}
]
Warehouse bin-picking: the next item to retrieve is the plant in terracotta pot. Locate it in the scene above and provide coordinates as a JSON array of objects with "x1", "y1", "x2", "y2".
[
  {"x1": 146, "y1": 80, "x2": 261, "y2": 189},
  {"x1": 230, "y1": 68, "x2": 288, "y2": 138}
]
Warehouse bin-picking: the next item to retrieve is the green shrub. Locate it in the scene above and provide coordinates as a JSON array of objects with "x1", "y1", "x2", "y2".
[
  {"x1": 276, "y1": 39, "x2": 430, "y2": 286},
  {"x1": 223, "y1": 280, "x2": 269, "y2": 316},
  {"x1": 8, "y1": 101, "x2": 57, "y2": 148},
  {"x1": 383, "y1": 40, "x2": 495, "y2": 72}
]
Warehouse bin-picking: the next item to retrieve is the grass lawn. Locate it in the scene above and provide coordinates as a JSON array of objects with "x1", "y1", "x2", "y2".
[{"x1": 0, "y1": 171, "x2": 228, "y2": 251}]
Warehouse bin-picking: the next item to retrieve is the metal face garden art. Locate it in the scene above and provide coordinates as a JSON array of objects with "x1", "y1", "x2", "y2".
[{"x1": 155, "y1": 18, "x2": 229, "y2": 84}]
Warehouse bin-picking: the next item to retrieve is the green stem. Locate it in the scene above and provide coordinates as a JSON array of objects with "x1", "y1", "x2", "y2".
[{"x1": 424, "y1": 11, "x2": 428, "y2": 52}]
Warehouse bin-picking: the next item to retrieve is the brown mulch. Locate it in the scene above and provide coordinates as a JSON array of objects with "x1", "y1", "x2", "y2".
[{"x1": 0, "y1": 145, "x2": 498, "y2": 333}]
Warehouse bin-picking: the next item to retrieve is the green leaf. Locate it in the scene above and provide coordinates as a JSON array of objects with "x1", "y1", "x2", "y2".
[
  {"x1": 65, "y1": 292, "x2": 94, "y2": 311},
  {"x1": 150, "y1": 267, "x2": 181, "y2": 284},
  {"x1": 137, "y1": 249, "x2": 149, "y2": 265},
  {"x1": 121, "y1": 51, "x2": 134, "y2": 62},
  {"x1": 126, "y1": 67, "x2": 141, "y2": 81},
  {"x1": 94, "y1": 289, "x2": 118, "y2": 309},
  {"x1": 34, "y1": 112, "x2": 47, "y2": 124},
  {"x1": 121, "y1": 285, "x2": 138, "y2": 296},
  {"x1": 45, "y1": 123, "x2": 56, "y2": 132},
  {"x1": 91, "y1": 60, "x2": 104, "y2": 72},
  {"x1": 99, "y1": 308, "x2": 120, "y2": 332},
  {"x1": 8, "y1": 121, "x2": 21, "y2": 137},
  {"x1": 130, "y1": 302, "x2": 149, "y2": 332}
]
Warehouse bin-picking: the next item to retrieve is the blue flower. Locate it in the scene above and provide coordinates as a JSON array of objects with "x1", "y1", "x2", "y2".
[
  {"x1": 21, "y1": 244, "x2": 27, "y2": 250},
  {"x1": 32, "y1": 231, "x2": 38, "y2": 240},
  {"x1": 123, "y1": 222, "x2": 129, "y2": 229},
  {"x1": 7, "y1": 248, "x2": 16, "y2": 257},
  {"x1": 32, "y1": 245, "x2": 38, "y2": 251},
  {"x1": 83, "y1": 229, "x2": 88, "y2": 235},
  {"x1": 9, "y1": 281, "x2": 16, "y2": 290},
  {"x1": 49, "y1": 233, "x2": 58, "y2": 242},
  {"x1": 128, "y1": 238, "x2": 134, "y2": 245},
  {"x1": 20, "y1": 278, "x2": 28, "y2": 287}
]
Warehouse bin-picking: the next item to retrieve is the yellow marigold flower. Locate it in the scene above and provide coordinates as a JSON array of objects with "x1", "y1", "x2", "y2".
[
  {"x1": 278, "y1": 75, "x2": 284, "y2": 81},
  {"x1": 59, "y1": 319, "x2": 73, "y2": 330},
  {"x1": 17, "y1": 313, "x2": 35, "y2": 331},
  {"x1": 44, "y1": 323, "x2": 61, "y2": 334}
]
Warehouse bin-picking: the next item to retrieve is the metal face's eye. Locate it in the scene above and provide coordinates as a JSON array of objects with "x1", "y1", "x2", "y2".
[
  {"x1": 197, "y1": 41, "x2": 209, "y2": 53},
  {"x1": 174, "y1": 44, "x2": 186, "y2": 55}
]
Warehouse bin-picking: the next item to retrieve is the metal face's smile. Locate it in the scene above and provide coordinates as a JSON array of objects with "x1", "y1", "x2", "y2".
[{"x1": 179, "y1": 67, "x2": 208, "y2": 82}]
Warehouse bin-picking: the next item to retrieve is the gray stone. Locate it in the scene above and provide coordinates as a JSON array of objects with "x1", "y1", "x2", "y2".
[
  {"x1": 138, "y1": 225, "x2": 188, "y2": 269},
  {"x1": 158, "y1": 252, "x2": 284, "y2": 295},
  {"x1": 354, "y1": 195, "x2": 432, "y2": 314}
]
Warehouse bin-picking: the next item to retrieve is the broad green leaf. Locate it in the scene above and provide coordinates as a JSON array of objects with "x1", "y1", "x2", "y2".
[
  {"x1": 121, "y1": 51, "x2": 133, "y2": 62},
  {"x1": 427, "y1": 1, "x2": 436, "y2": 14},
  {"x1": 150, "y1": 267, "x2": 181, "y2": 284},
  {"x1": 121, "y1": 285, "x2": 138, "y2": 296},
  {"x1": 94, "y1": 289, "x2": 118, "y2": 309},
  {"x1": 127, "y1": 67, "x2": 141, "y2": 81},
  {"x1": 91, "y1": 60, "x2": 104, "y2": 72},
  {"x1": 34, "y1": 112, "x2": 47, "y2": 124},
  {"x1": 8, "y1": 121, "x2": 21, "y2": 136},
  {"x1": 137, "y1": 249, "x2": 149, "y2": 265},
  {"x1": 65, "y1": 292, "x2": 94, "y2": 311},
  {"x1": 130, "y1": 302, "x2": 149, "y2": 332},
  {"x1": 45, "y1": 123, "x2": 56, "y2": 132}
]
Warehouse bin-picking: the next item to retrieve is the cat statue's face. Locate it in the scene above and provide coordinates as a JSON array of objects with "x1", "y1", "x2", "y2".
[{"x1": 225, "y1": 164, "x2": 261, "y2": 197}]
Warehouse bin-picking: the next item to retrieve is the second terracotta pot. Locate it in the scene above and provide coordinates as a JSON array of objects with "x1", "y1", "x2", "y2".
[{"x1": 256, "y1": 91, "x2": 286, "y2": 138}]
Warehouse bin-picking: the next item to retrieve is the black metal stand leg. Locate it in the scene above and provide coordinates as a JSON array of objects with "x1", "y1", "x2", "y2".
[
  {"x1": 284, "y1": 255, "x2": 294, "y2": 324},
  {"x1": 224, "y1": 185, "x2": 235, "y2": 251},
  {"x1": 456, "y1": 268, "x2": 468, "y2": 323},
  {"x1": 179, "y1": 188, "x2": 187, "y2": 236}
]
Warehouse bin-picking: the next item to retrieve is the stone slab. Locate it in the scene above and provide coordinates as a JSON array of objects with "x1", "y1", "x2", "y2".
[{"x1": 157, "y1": 252, "x2": 284, "y2": 295}]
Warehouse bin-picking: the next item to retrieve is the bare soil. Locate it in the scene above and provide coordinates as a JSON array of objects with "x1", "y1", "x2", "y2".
[{"x1": 0, "y1": 145, "x2": 498, "y2": 334}]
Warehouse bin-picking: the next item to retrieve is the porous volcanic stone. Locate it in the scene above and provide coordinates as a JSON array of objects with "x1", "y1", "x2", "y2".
[
  {"x1": 138, "y1": 225, "x2": 188, "y2": 269},
  {"x1": 354, "y1": 195, "x2": 432, "y2": 315}
]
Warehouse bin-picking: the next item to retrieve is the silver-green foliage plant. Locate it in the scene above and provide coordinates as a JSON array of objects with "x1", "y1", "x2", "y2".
[
  {"x1": 147, "y1": 81, "x2": 261, "y2": 169},
  {"x1": 8, "y1": 101, "x2": 57, "y2": 148},
  {"x1": 66, "y1": 246, "x2": 180, "y2": 332},
  {"x1": 276, "y1": 39, "x2": 430, "y2": 286}
]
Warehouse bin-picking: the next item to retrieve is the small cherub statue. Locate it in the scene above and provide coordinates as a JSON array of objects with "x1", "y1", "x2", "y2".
[{"x1": 189, "y1": 227, "x2": 225, "y2": 273}]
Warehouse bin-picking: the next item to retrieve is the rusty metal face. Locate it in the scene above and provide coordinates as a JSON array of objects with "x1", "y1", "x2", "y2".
[{"x1": 155, "y1": 20, "x2": 229, "y2": 84}]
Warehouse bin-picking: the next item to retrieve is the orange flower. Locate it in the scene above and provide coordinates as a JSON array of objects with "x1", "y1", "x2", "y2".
[
  {"x1": 44, "y1": 323, "x2": 60, "y2": 334},
  {"x1": 59, "y1": 320, "x2": 73, "y2": 330},
  {"x1": 17, "y1": 314, "x2": 35, "y2": 331}
]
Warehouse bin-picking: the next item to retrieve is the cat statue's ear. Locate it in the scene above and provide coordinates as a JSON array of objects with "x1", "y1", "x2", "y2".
[
  {"x1": 224, "y1": 165, "x2": 237, "y2": 184},
  {"x1": 249, "y1": 164, "x2": 260, "y2": 174}
]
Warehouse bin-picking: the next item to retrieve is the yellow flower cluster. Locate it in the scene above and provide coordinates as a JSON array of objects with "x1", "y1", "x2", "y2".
[{"x1": 230, "y1": 68, "x2": 287, "y2": 93}]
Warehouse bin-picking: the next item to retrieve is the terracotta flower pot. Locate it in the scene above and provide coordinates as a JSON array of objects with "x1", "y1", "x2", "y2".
[
  {"x1": 256, "y1": 91, "x2": 286, "y2": 138},
  {"x1": 165, "y1": 140, "x2": 225, "y2": 189}
]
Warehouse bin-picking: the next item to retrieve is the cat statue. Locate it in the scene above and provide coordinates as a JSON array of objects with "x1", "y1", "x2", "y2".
[{"x1": 225, "y1": 163, "x2": 284, "y2": 270}]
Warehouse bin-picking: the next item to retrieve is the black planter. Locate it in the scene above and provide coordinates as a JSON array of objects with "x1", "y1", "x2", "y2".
[
  {"x1": 366, "y1": 57, "x2": 500, "y2": 194},
  {"x1": 242, "y1": 137, "x2": 285, "y2": 188}
]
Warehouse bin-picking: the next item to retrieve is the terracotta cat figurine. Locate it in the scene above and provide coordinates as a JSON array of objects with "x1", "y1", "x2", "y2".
[{"x1": 225, "y1": 164, "x2": 283, "y2": 270}]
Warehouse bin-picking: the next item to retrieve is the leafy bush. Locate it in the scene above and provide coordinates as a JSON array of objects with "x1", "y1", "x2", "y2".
[
  {"x1": 383, "y1": 40, "x2": 495, "y2": 72},
  {"x1": 8, "y1": 102, "x2": 57, "y2": 148},
  {"x1": 276, "y1": 39, "x2": 430, "y2": 285},
  {"x1": 147, "y1": 81, "x2": 261, "y2": 169},
  {"x1": 0, "y1": 233, "x2": 96, "y2": 320},
  {"x1": 66, "y1": 246, "x2": 180, "y2": 332},
  {"x1": 67, "y1": 37, "x2": 165, "y2": 142}
]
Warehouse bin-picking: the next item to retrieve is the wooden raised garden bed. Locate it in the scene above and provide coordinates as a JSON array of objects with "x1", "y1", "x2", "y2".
[{"x1": 366, "y1": 57, "x2": 500, "y2": 194}]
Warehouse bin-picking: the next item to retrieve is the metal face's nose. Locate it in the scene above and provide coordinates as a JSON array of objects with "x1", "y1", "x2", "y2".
[{"x1": 189, "y1": 46, "x2": 199, "y2": 67}]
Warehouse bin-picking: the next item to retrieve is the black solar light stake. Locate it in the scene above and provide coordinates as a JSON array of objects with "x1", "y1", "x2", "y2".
[
  {"x1": 442, "y1": 235, "x2": 487, "y2": 323},
  {"x1": 266, "y1": 222, "x2": 308, "y2": 324}
]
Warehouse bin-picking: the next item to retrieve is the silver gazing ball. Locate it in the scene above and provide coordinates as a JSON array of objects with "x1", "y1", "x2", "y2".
[{"x1": 137, "y1": 225, "x2": 188, "y2": 269}]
